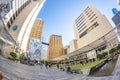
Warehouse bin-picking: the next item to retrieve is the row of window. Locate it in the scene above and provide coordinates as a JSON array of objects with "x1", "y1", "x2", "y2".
[
  {"x1": 76, "y1": 12, "x2": 96, "y2": 27},
  {"x1": 75, "y1": 7, "x2": 93, "y2": 24},
  {"x1": 69, "y1": 54, "x2": 87, "y2": 61},
  {"x1": 75, "y1": 7, "x2": 90, "y2": 22},
  {"x1": 7, "y1": 0, "x2": 31, "y2": 28},
  {"x1": 76, "y1": 13, "x2": 97, "y2": 32},
  {"x1": 79, "y1": 22, "x2": 99, "y2": 38},
  {"x1": 77, "y1": 13, "x2": 97, "y2": 33}
]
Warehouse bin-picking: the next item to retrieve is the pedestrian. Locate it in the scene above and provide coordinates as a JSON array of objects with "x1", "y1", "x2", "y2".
[
  {"x1": 67, "y1": 66, "x2": 71, "y2": 73},
  {"x1": 57, "y1": 64, "x2": 59, "y2": 69},
  {"x1": 45, "y1": 63, "x2": 48, "y2": 69},
  {"x1": 40, "y1": 63, "x2": 43, "y2": 69}
]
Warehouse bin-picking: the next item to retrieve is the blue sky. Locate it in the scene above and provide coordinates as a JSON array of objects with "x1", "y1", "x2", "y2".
[{"x1": 37, "y1": 0, "x2": 119, "y2": 46}]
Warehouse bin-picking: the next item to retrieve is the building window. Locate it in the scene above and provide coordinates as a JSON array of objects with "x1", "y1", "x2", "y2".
[
  {"x1": 78, "y1": 26, "x2": 86, "y2": 33},
  {"x1": 10, "y1": 18, "x2": 13, "y2": 24},
  {"x1": 79, "y1": 30, "x2": 87, "y2": 38},
  {"x1": 91, "y1": 17, "x2": 97, "y2": 23},
  {"x1": 7, "y1": 22, "x2": 11, "y2": 28},
  {"x1": 79, "y1": 22, "x2": 99, "y2": 38},
  {"x1": 89, "y1": 14, "x2": 96, "y2": 20},
  {"x1": 15, "y1": 11, "x2": 18, "y2": 16},
  {"x1": 13, "y1": 14, "x2": 15, "y2": 20}
]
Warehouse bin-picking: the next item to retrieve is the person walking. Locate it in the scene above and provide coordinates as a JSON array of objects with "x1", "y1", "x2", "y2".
[
  {"x1": 45, "y1": 63, "x2": 48, "y2": 69},
  {"x1": 67, "y1": 66, "x2": 71, "y2": 73},
  {"x1": 57, "y1": 64, "x2": 59, "y2": 69}
]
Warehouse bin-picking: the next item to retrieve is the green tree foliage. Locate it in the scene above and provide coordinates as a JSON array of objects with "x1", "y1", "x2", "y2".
[
  {"x1": 10, "y1": 52, "x2": 19, "y2": 61},
  {"x1": 117, "y1": 44, "x2": 120, "y2": 50},
  {"x1": 10, "y1": 52, "x2": 17, "y2": 58},
  {"x1": 109, "y1": 48, "x2": 117, "y2": 54},
  {"x1": 102, "y1": 52, "x2": 108, "y2": 57},
  {"x1": 97, "y1": 52, "x2": 108, "y2": 60}
]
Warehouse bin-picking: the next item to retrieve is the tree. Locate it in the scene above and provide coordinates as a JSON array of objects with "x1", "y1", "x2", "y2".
[
  {"x1": 102, "y1": 52, "x2": 108, "y2": 58},
  {"x1": 117, "y1": 44, "x2": 120, "y2": 50},
  {"x1": 97, "y1": 54, "x2": 102, "y2": 60},
  {"x1": 109, "y1": 48, "x2": 117, "y2": 54},
  {"x1": 10, "y1": 52, "x2": 19, "y2": 61},
  {"x1": 10, "y1": 52, "x2": 17, "y2": 58}
]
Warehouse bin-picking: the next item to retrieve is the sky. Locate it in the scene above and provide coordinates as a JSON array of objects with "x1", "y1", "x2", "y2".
[{"x1": 37, "y1": 0, "x2": 119, "y2": 47}]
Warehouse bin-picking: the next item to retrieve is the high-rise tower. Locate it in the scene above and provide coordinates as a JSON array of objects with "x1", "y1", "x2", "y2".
[
  {"x1": 1, "y1": 0, "x2": 45, "y2": 53},
  {"x1": 73, "y1": 4, "x2": 115, "y2": 49},
  {"x1": 27, "y1": 18, "x2": 44, "y2": 60},
  {"x1": 48, "y1": 35, "x2": 64, "y2": 60}
]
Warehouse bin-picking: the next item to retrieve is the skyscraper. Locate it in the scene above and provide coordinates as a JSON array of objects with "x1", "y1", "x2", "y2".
[
  {"x1": 73, "y1": 4, "x2": 114, "y2": 49},
  {"x1": 27, "y1": 18, "x2": 44, "y2": 60},
  {"x1": 48, "y1": 35, "x2": 64, "y2": 60},
  {"x1": 29, "y1": 18, "x2": 44, "y2": 39},
  {"x1": 1, "y1": 0, "x2": 45, "y2": 53},
  {"x1": 112, "y1": 9, "x2": 120, "y2": 26},
  {"x1": 112, "y1": 8, "x2": 120, "y2": 41}
]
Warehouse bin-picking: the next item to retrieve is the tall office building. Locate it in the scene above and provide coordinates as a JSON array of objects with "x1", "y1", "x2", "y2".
[
  {"x1": 1, "y1": 0, "x2": 45, "y2": 53},
  {"x1": 29, "y1": 18, "x2": 44, "y2": 39},
  {"x1": 48, "y1": 35, "x2": 64, "y2": 60},
  {"x1": 112, "y1": 9, "x2": 120, "y2": 26},
  {"x1": 73, "y1": 4, "x2": 114, "y2": 49},
  {"x1": 112, "y1": 8, "x2": 120, "y2": 41},
  {"x1": 27, "y1": 18, "x2": 44, "y2": 59}
]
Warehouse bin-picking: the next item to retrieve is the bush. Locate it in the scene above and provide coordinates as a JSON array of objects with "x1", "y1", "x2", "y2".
[
  {"x1": 97, "y1": 54, "x2": 102, "y2": 60},
  {"x1": 97, "y1": 52, "x2": 108, "y2": 60},
  {"x1": 10, "y1": 52, "x2": 17, "y2": 58},
  {"x1": 109, "y1": 48, "x2": 117, "y2": 54},
  {"x1": 117, "y1": 44, "x2": 120, "y2": 50},
  {"x1": 102, "y1": 52, "x2": 108, "y2": 57},
  {"x1": 10, "y1": 52, "x2": 19, "y2": 61}
]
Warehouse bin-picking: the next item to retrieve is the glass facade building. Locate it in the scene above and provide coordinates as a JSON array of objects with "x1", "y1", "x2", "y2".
[{"x1": 112, "y1": 11, "x2": 120, "y2": 26}]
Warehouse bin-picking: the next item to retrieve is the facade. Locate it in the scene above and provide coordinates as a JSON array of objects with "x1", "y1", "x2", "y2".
[
  {"x1": 28, "y1": 38, "x2": 42, "y2": 60},
  {"x1": 1, "y1": 0, "x2": 45, "y2": 53},
  {"x1": 63, "y1": 45, "x2": 70, "y2": 55},
  {"x1": 27, "y1": 18, "x2": 44, "y2": 60},
  {"x1": 41, "y1": 50, "x2": 47, "y2": 60},
  {"x1": 53, "y1": 4, "x2": 117, "y2": 64},
  {"x1": 27, "y1": 18, "x2": 44, "y2": 51},
  {"x1": 73, "y1": 4, "x2": 114, "y2": 49},
  {"x1": 29, "y1": 18, "x2": 44, "y2": 39},
  {"x1": 112, "y1": 9, "x2": 120, "y2": 41},
  {"x1": 112, "y1": 10, "x2": 120, "y2": 26},
  {"x1": 69, "y1": 39, "x2": 78, "y2": 53},
  {"x1": 0, "y1": 1, "x2": 16, "y2": 57},
  {"x1": 48, "y1": 35, "x2": 64, "y2": 60}
]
